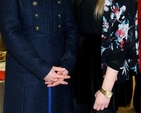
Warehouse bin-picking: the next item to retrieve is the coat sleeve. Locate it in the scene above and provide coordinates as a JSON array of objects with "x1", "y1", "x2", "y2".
[
  {"x1": 104, "y1": 0, "x2": 138, "y2": 71},
  {"x1": 60, "y1": 0, "x2": 78, "y2": 74},
  {"x1": 0, "y1": 0, "x2": 52, "y2": 80},
  {"x1": 101, "y1": 0, "x2": 139, "y2": 80}
]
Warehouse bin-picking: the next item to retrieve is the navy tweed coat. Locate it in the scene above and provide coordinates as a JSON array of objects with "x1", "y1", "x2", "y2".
[{"x1": 0, "y1": 0, "x2": 78, "y2": 113}]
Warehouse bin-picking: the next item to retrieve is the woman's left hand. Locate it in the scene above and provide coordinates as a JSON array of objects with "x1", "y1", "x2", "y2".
[
  {"x1": 45, "y1": 67, "x2": 70, "y2": 87},
  {"x1": 93, "y1": 90, "x2": 111, "y2": 111}
]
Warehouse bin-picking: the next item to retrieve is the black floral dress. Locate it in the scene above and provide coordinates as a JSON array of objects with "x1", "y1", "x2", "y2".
[{"x1": 72, "y1": 0, "x2": 139, "y2": 111}]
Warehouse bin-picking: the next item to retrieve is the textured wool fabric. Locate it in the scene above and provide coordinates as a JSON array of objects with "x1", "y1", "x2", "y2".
[{"x1": 0, "y1": 0, "x2": 78, "y2": 113}]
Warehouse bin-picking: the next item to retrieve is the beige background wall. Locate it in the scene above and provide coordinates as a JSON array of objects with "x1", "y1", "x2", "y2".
[{"x1": 0, "y1": 33, "x2": 6, "y2": 51}]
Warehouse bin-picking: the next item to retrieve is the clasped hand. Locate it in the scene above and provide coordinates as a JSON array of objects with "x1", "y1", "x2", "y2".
[{"x1": 44, "y1": 66, "x2": 70, "y2": 87}]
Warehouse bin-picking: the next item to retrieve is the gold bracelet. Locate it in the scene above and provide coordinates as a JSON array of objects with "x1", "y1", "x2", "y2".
[{"x1": 100, "y1": 88, "x2": 113, "y2": 98}]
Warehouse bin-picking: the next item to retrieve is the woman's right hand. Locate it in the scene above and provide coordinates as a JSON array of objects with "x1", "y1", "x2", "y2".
[
  {"x1": 93, "y1": 90, "x2": 111, "y2": 111},
  {"x1": 44, "y1": 66, "x2": 70, "y2": 87}
]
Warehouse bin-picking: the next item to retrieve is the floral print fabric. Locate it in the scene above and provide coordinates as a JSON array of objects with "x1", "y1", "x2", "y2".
[{"x1": 101, "y1": 0, "x2": 139, "y2": 82}]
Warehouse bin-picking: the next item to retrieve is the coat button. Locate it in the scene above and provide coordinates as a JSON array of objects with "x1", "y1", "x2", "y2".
[
  {"x1": 35, "y1": 13, "x2": 39, "y2": 18},
  {"x1": 57, "y1": 0, "x2": 61, "y2": 4},
  {"x1": 58, "y1": 14, "x2": 61, "y2": 18},
  {"x1": 35, "y1": 26, "x2": 40, "y2": 31},
  {"x1": 58, "y1": 24, "x2": 61, "y2": 28},
  {"x1": 33, "y1": 1, "x2": 38, "y2": 6}
]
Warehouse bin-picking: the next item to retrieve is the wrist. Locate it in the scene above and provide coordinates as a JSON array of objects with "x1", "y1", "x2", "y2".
[{"x1": 100, "y1": 87, "x2": 113, "y2": 98}]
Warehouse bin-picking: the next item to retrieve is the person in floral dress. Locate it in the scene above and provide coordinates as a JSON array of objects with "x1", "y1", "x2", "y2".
[{"x1": 72, "y1": 0, "x2": 139, "y2": 113}]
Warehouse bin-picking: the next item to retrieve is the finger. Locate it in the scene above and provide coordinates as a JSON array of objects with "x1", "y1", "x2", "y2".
[
  {"x1": 93, "y1": 102, "x2": 101, "y2": 111},
  {"x1": 57, "y1": 70, "x2": 68, "y2": 75},
  {"x1": 47, "y1": 84, "x2": 57, "y2": 87},
  {"x1": 47, "y1": 78, "x2": 69, "y2": 87},
  {"x1": 96, "y1": 105, "x2": 101, "y2": 111},
  {"x1": 47, "y1": 81, "x2": 60, "y2": 87},
  {"x1": 105, "y1": 104, "x2": 108, "y2": 108},
  {"x1": 60, "y1": 81, "x2": 68, "y2": 85},
  {"x1": 100, "y1": 105, "x2": 105, "y2": 110},
  {"x1": 93, "y1": 103, "x2": 97, "y2": 110},
  {"x1": 53, "y1": 66, "x2": 66, "y2": 72},
  {"x1": 62, "y1": 70, "x2": 68, "y2": 75},
  {"x1": 55, "y1": 74, "x2": 70, "y2": 79},
  {"x1": 47, "y1": 79, "x2": 62, "y2": 87},
  {"x1": 45, "y1": 78, "x2": 58, "y2": 84},
  {"x1": 57, "y1": 71, "x2": 62, "y2": 75},
  {"x1": 45, "y1": 77, "x2": 56, "y2": 82},
  {"x1": 44, "y1": 81, "x2": 52, "y2": 84},
  {"x1": 54, "y1": 78, "x2": 58, "y2": 81},
  {"x1": 52, "y1": 78, "x2": 63, "y2": 86},
  {"x1": 50, "y1": 80, "x2": 68, "y2": 86}
]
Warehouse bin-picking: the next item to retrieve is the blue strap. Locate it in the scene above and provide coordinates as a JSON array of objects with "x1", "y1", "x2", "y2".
[{"x1": 48, "y1": 87, "x2": 52, "y2": 113}]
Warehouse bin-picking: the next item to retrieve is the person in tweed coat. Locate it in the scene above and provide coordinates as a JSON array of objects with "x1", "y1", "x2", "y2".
[{"x1": 0, "y1": 0, "x2": 78, "y2": 113}]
